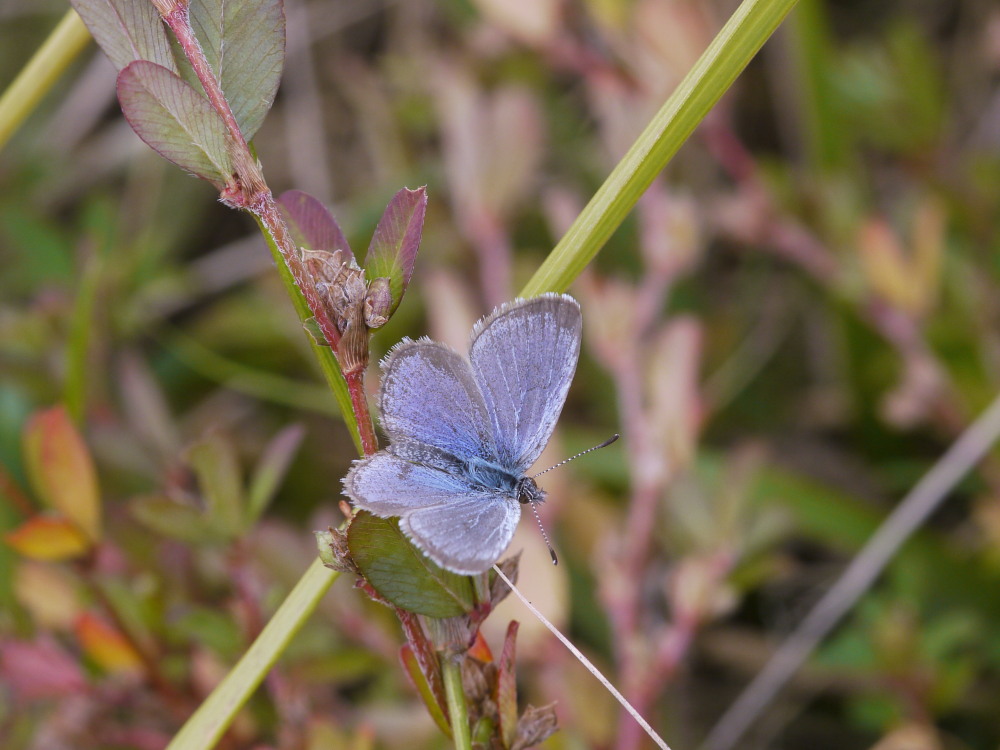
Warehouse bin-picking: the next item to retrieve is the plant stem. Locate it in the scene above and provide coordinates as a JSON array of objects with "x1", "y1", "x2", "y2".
[
  {"x1": 519, "y1": 0, "x2": 799, "y2": 298},
  {"x1": 345, "y1": 370, "x2": 379, "y2": 456},
  {"x1": 441, "y1": 655, "x2": 472, "y2": 750},
  {"x1": 0, "y1": 10, "x2": 91, "y2": 153},
  {"x1": 158, "y1": 4, "x2": 380, "y2": 460},
  {"x1": 166, "y1": 557, "x2": 339, "y2": 750}
]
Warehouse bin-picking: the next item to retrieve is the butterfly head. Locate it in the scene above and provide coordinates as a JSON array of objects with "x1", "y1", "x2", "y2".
[{"x1": 515, "y1": 476, "x2": 546, "y2": 505}]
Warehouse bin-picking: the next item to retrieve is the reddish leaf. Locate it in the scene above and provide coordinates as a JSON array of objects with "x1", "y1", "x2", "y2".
[
  {"x1": 70, "y1": 0, "x2": 178, "y2": 73},
  {"x1": 74, "y1": 613, "x2": 144, "y2": 675},
  {"x1": 117, "y1": 60, "x2": 233, "y2": 189},
  {"x1": 0, "y1": 637, "x2": 87, "y2": 701},
  {"x1": 497, "y1": 621, "x2": 519, "y2": 749},
  {"x1": 189, "y1": 0, "x2": 285, "y2": 139},
  {"x1": 4, "y1": 516, "x2": 91, "y2": 561},
  {"x1": 277, "y1": 190, "x2": 354, "y2": 259},
  {"x1": 468, "y1": 629, "x2": 494, "y2": 663},
  {"x1": 23, "y1": 406, "x2": 101, "y2": 541},
  {"x1": 364, "y1": 187, "x2": 427, "y2": 315}
]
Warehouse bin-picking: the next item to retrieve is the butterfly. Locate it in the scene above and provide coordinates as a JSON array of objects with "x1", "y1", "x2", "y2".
[{"x1": 343, "y1": 293, "x2": 582, "y2": 575}]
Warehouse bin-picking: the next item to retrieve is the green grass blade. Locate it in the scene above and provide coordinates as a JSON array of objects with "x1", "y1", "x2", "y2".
[
  {"x1": 0, "y1": 10, "x2": 91, "y2": 153},
  {"x1": 520, "y1": 0, "x2": 799, "y2": 297},
  {"x1": 165, "y1": 557, "x2": 339, "y2": 750}
]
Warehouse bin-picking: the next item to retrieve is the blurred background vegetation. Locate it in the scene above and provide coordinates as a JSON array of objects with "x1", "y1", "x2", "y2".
[{"x1": 3, "y1": 0, "x2": 1000, "y2": 748}]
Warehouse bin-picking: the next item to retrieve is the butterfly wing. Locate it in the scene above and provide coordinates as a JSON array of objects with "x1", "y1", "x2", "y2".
[
  {"x1": 469, "y1": 294, "x2": 582, "y2": 472},
  {"x1": 400, "y1": 495, "x2": 520, "y2": 575},
  {"x1": 379, "y1": 338, "x2": 496, "y2": 462},
  {"x1": 344, "y1": 450, "x2": 520, "y2": 575}
]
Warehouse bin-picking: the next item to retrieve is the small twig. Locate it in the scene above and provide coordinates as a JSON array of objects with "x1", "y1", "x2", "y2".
[{"x1": 702, "y1": 388, "x2": 1000, "y2": 750}]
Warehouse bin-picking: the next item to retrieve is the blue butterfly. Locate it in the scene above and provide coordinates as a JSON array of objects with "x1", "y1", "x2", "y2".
[{"x1": 343, "y1": 294, "x2": 582, "y2": 574}]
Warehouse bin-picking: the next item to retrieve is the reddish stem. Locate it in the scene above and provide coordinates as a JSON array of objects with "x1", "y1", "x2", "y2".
[
  {"x1": 157, "y1": 1, "x2": 381, "y2": 457},
  {"x1": 159, "y1": 3, "x2": 248, "y2": 154},
  {"x1": 345, "y1": 369, "x2": 378, "y2": 456}
]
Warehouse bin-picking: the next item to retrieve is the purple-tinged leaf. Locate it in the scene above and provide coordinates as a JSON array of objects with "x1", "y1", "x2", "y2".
[
  {"x1": 70, "y1": 0, "x2": 179, "y2": 73},
  {"x1": 277, "y1": 190, "x2": 353, "y2": 260},
  {"x1": 364, "y1": 187, "x2": 427, "y2": 315},
  {"x1": 497, "y1": 621, "x2": 519, "y2": 750},
  {"x1": 0, "y1": 637, "x2": 87, "y2": 701},
  {"x1": 189, "y1": 0, "x2": 285, "y2": 139},
  {"x1": 117, "y1": 60, "x2": 233, "y2": 188}
]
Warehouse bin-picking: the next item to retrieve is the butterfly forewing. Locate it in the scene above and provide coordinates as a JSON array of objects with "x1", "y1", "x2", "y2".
[
  {"x1": 469, "y1": 294, "x2": 582, "y2": 473},
  {"x1": 379, "y1": 340, "x2": 497, "y2": 463}
]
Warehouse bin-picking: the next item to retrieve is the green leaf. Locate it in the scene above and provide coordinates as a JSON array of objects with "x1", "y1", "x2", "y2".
[
  {"x1": 347, "y1": 511, "x2": 475, "y2": 617},
  {"x1": 189, "y1": 0, "x2": 285, "y2": 140},
  {"x1": 70, "y1": 0, "x2": 179, "y2": 73},
  {"x1": 117, "y1": 60, "x2": 233, "y2": 188},
  {"x1": 364, "y1": 187, "x2": 427, "y2": 316},
  {"x1": 186, "y1": 432, "x2": 244, "y2": 536},
  {"x1": 246, "y1": 424, "x2": 304, "y2": 522},
  {"x1": 130, "y1": 495, "x2": 220, "y2": 544}
]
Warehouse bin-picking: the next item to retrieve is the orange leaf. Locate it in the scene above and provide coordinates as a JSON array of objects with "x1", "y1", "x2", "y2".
[
  {"x1": 24, "y1": 406, "x2": 101, "y2": 541},
  {"x1": 4, "y1": 516, "x2": 92, "y2": 561},
  {"x1": 468, "y1": 629, "x2": 494, "y2": 663},
  {"x1": 74, "y1": 613, "x2": 144, "y2": 675}
]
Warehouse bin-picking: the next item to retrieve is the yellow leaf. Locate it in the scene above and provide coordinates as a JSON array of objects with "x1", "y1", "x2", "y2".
[
  {"x1": 74, "y1": 613, "x2": 144, "y2": 675},
  {"x1": 4, "y1": 516, "x2": 92, "y2": 561},
  {"x1": 14, "y1": 561, "x2": 81, "y2": 629},
  {"x1": 23, "y1": 406, "x2": 101, "y2": 541}
]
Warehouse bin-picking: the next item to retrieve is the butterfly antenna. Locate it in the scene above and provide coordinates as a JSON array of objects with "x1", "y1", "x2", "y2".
[
  {"x1": 529, "y1": 502, "x2": 559, "y2": 565},
  {"x1": 532, "y1": 433, "x2": 620, "y2": 478}
]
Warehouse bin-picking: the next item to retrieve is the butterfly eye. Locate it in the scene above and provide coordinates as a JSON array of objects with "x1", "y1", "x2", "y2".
[{"x1": 516, "y1": 477, "x2": 544, "y2": 505}]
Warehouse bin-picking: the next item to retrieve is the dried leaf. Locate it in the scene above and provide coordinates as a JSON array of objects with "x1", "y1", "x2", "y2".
[
  {"x1": 497, "y1": 621, "x2": 519, "y2": 749},
  {"x1": 489, "y1": 553, "x2": 520, "y2": 607},
  {"x1": 364, "y1": 187, "x2": 427, "y2": 316},
  {"x1": 74, "y1": 613, "x2": 144, "y2": 675},
  {"x1": 511, "y1": 703, "x2": 558, "y2": 750},
  {"x1": 23, "y1": 406, "x2": 101, "y2": 541},
  {"x1": 189, "y1": 0, "x2": 285, "y2": 139},
  {"x1": 4, "y1": 516, "x2": 91, "y2": 561},
  {"x1": 277, "y1": 190, "x2": 353, "y2": 258},
  {"x1": 117, "y1": 60, "x2": 233, "y2": 188},
  {"x1": 314, "y1": 527, "x2": 358, "y2": 574},
  {"x1": 70, "y1": 0, "x2": 178, "y2": 72}
]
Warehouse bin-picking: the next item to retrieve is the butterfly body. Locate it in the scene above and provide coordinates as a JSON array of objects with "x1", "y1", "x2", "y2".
[{"x1": 343, "y1": 294, "x2": 581, "y2": 575}]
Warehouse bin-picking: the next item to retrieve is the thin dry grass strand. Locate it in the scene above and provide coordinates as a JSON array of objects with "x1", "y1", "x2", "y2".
[
  {"x1": 492, "y1": 563, "x2": 672, "y2": 750},
  {"x1": 702, "y1": 389, "x2": 1000, "y2": 750}
]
